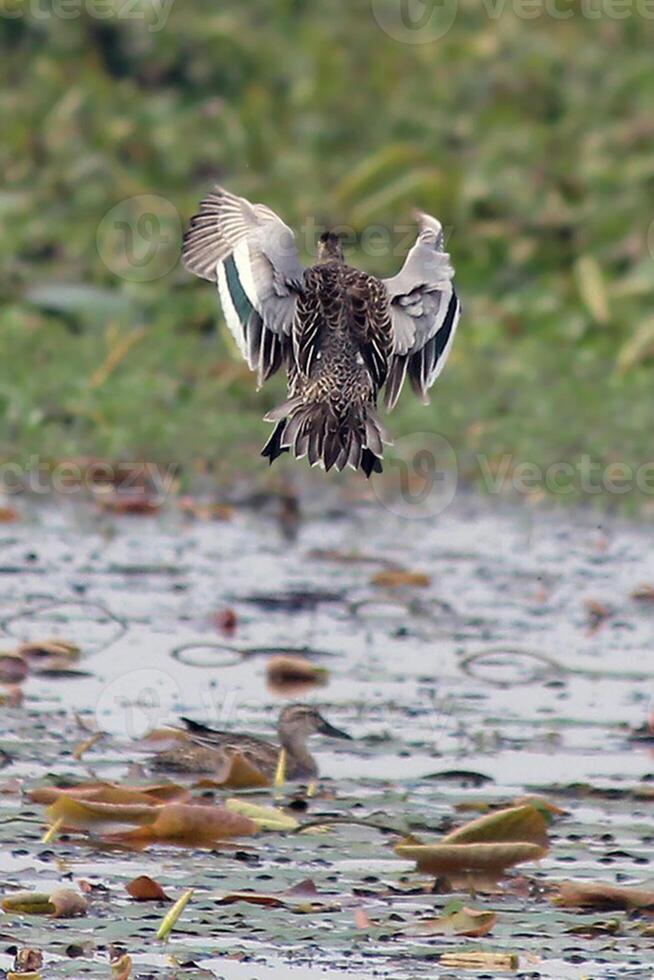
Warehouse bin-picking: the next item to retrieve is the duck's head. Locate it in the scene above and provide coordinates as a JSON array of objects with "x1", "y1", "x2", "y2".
[
  {"x1": 278, "y1": 704, "x2": 352, "y2": 743},
  {"x1": 317, "y1": 231, "x2": 344, "y2": 263}
]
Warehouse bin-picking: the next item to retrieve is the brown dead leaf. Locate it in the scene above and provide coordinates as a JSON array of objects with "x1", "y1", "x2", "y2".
[
  {"x1": 49, "y1": 888, "x2": 88, "y2": 918},
  {"x1": 631, "y1": 584, "x2": 654, "y2": 602},
  {"x1": 395, "y1": 841, "x2": 547, "y2": 879},
  {"x1": 194, "y1": 751, "x2": 272, "y2": 789},
  {"x1": 110, "y1": 952, "x2": 132, "y2": 979},
  {"x1": 103, "y1": 802, "x2": 258, "y2": 846},
  {"x1": 18, "y1": 639, "x2": 80, "y2": 663},
  {"x1": 352, "y1": 906, "x2": 373, "y2": 929},
  {"x1": 442, "y1": 804, "x2": 549, "y2": 848},
  {"x1": 402, "y1": 905, "x2": 497, "y2": 937},
  {"x1": 440, "y1": 951, "x2": 519, "y2": 970},
  {"x1": 266, "y1": 655, "x2": 328, "y2": 686},
  {"x1": 2, "y1": 888, "x2": 87, "y2": 918},
  {"x1": 0, "y1": 653, "x2": 28, "y2": 684},
  {"x1": 212, "y1": 608, "x2": 238, "y2": 634},
  {"x1": 30, "y1": 781, "x2": 189, "y2": 806},
  {"x1": 72, "y1": 731, "x2": 105, "y2": 760},
  {"x1": 371, "y1": 569, "x2": 431, "y2": 588},
  {"x1": 46, "y1": 796, "x2": 159, "y2": 831},
  {"x1": 552, "y1": 880, "x2": 654, "y2": 911},
  {"x1": 216, "y1": 891, "x2": 286, "y2": 909},
  {"x1": 12, "y1": 949, "x2": 43, "y2": 972},
  {"x1": 0, "y1": 685, "x2": 23, "y2": 707},
  {"x1": 97, "y1": 492, "x2": 160, "y2": 515},
  {"x1": 584, "y1": 598, "x2": 611, "y2": 633},
  {"x1": 17, "y1": 639, "x2": 81, "y2": 675},
  {"x1": 178, "y1": 497, "x2": 233, "y2": 521},
  {"x1": 512, "y1": 795, "x2": 566, "y2": 817},
  {"x1": 126, "y1": 876, "x2": 171, "y2": 902}
]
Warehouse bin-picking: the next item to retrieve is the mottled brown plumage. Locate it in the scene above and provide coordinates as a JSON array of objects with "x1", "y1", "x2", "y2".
[
  {"x1": 152, "y1": 704, "x2": 352, "y2": 782},
  {"x1": 182, "y1": 188, "x2": 461, "y2": 475}
]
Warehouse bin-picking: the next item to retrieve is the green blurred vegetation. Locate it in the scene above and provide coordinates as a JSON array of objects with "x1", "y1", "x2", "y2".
[{"x1": 1, "y1": 0, "x2": 654, "y2": 501}]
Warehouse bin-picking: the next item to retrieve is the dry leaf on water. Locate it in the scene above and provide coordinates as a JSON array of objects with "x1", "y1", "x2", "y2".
[
  {"x1": 225, "y1": 798, "x2": 299, "y2": 831},
  {"x1": 12, "y1": 949, "x2": 43, "y2": 973},
  {"x1": 72, "y1": 731, "x2": 105, "y2": 760},
  {"x1": 266, "y1": 655, "x2": 328, "y2": 687},
  {"x1": 395, "y1": 841, "x2": 547, "y2": 879},
  {"x1": 371, "y1": 569, "x2": 431, "y2": 588},
  {"x1": 2, "y1": 888, "x2": 87, "y2": 918},
  {"x1": 0, "y1": 653, "x2": 28, "y2": 684},
  {"x1": 0, "y1": 685, "x2": 23, "y2": 707},
  {"x1": 110, "y1": 953, "x2": 132, "y2": 979},
  {"x1": 353, "y1": 907, "x2": 373, "y2": 929},
  {"x1": 126, "y1": 876, "x2": 171, "y2": 901},
  {"x1": 216, "y1": 879, "x2": 338, "y2": 912},
  {"x1": 631, "y1": 584, "x2": 654, "y2": 602},
  {"x1": 212, "y1": 608, "x2": 238, "y2": 633},
  {"x1": 442, "y1": 804, "x2": 550, "y2": 848},
  {"x1": 103, "y1": 802, "x2": 258, "y2": 846},
  {"x1": 30, "y1": 781, "x2": 190, "y2": 806},
  {"x1": 440, "y1": 951, "x2": 519, "y2": 971},
  {"x1": 402, "y1": 905, "x2": 497, "y2": 938},
  {"x1": 193, "y1": 751, "x2": 272, "y2": 789},
  {"x1": 552, "y1": 880, "x2": 654, "y2": 911},
  {"x1": 97, "y1": 493, "x2": 160, "y2": 515},
  {"x1": 45, "y1": 797, "x2": 258, "y2": 845},
  {"x1": 46, "y1": 796, "x2": 164, "y2": 830}
]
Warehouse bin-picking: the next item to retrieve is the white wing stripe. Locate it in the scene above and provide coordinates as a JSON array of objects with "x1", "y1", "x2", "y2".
[
  {"x1": 216, "y1": 260, "x2": 248, "y2": 358},
  {"x1": 232, "y1": 238, "x2": 260, "y2": 312},
  {"x1": 427, "y1": 292, "x2": 460, "y2": 387}
]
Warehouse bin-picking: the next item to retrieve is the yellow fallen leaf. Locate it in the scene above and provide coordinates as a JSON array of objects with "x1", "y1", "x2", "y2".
[
  {"x1": 41, "y1": 816, "x2": 64, "y2": 844},
  {"x1": 2, "y1": 888, "x2": 87, "y2": 918},
  {"x1": 402, "y1": 905, "x2": 497, "y2": 937},
  {"x1": 274, "y1": 748, "x2": 287, "y2": 789},
  {"x1": 225, "y1": 798, "x2": 298, "y2": 831},
  {"x1": 552, "y1": 880, "x2": 654, "y2": 911},
  {"x1": 371, "y1": 569, "x2": 431, "y2": 588},
  {"x1": 440, "y1": 951, "x2": 519, "y2": 970},
  {"x1": 442, "y1": 804, "x2": 549, "y2": 848},
  {"x1": 157, "y1": 888, "x2": 193, "y2": 941},
  {"x1": 395, "y1": 841, "x2": 547, "y2": 877}
]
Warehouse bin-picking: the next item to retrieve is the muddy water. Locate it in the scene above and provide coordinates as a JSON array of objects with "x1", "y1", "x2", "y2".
[{"x1": 0, "y1": 494, "x2": 653, "y2": 978}]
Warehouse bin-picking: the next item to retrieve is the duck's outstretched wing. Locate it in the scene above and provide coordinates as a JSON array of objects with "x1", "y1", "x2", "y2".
[
  {"x1": 383, "y1": 212, "x2": 461, "y2": 410},
  {"x1": 182, "y1": 187, "x2": 305, "y2": 384}
]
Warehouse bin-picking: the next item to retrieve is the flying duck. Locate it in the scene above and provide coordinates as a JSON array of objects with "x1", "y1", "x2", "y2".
[{"x1": 182, "y1": 187, "x2": 461, "y2": 477}]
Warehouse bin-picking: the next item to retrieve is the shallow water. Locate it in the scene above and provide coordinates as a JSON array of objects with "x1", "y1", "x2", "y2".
[{"x1": 1, "y1": 493, "x2": 653, "y2": 978}]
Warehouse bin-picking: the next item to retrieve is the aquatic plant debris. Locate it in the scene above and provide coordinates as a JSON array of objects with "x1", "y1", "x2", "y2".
[{"x1": 0, "y1": 498, "x2": 652, "y2": 978}]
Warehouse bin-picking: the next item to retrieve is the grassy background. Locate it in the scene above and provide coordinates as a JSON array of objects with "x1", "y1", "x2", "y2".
[{"x1": 1, "y1": 0, "x2": 654, "y2": 501}]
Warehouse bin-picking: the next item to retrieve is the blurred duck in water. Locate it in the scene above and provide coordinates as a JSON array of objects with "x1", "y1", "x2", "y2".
[{"x1": 153, "y1": 704, "x2": 352, "y2": 781}]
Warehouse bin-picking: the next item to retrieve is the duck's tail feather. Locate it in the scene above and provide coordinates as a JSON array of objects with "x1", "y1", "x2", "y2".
[{"x1": 261, "y1": 399, "x2": 389, "y2": 477}]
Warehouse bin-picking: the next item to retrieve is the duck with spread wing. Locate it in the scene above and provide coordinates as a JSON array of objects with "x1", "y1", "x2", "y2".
[{"x1": 182, "y1": 187, "x2": 461, "y2": 477}]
